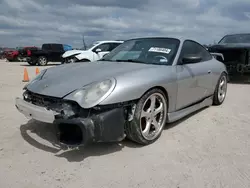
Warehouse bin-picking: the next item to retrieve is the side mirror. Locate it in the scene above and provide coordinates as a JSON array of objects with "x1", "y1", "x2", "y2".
[
  {"x1": 95, "y1": 48, "x2": 102, "y2": 53},
  {"x1": 181, "y1": 55, "x2": 202, "y2": 64}
]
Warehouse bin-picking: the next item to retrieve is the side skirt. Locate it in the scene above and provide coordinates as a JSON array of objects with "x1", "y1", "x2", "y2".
[{"x1": 167, "y1": 95, "x2": 213, "y2": 123}]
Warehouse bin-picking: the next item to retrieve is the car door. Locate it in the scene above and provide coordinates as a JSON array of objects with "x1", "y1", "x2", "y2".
[
  {"x1": 51, "y1": 44, "x2": 64, "y2": 61},
  {"x1": 188, "y1": 40, "x2": 215, "y2": 98},
  {"x1": 92, "y1": 43, "x2": 113, "y2": 61},
  {"x1": 175, "y1": 40, "x2": 213, "y2": 110},
  {"x1": 42, "y1": 44, "x2": 53, "y2": 60}
]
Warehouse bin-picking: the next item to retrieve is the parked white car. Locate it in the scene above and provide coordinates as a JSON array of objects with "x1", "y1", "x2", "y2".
[{"x1": 61, "y1": 40, "x2": 124, "y2": 63}]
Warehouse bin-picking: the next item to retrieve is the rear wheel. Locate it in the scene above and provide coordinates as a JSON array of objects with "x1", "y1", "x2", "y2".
[
  {"x1": 37, "y1": 56, "x2": 48, "y2": 66},
  {"x1": 213, "y1": 72, "x2": 227, "y2": 105},
  {"x1": 125, "y1": 89, "x2": 168, "y2": 145}
]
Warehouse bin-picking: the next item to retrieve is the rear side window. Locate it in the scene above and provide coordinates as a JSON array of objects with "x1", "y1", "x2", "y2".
[
  {"x1": 51, "y1": 44, "x2": 63, "y2": 51},
  {"x1": 42, "y1": 44, "x2": 51, "y2": 50},
  {"x1": 180, "y1": 40, "x2": 212, "y2": 63}
]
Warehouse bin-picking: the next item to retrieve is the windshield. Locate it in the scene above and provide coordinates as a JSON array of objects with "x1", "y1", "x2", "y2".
[
  {"x1": 219, "y1": 34, "x2": 250, "y2": 44},
  {"x1": 101, "y1": 38, "x2": 180, "y2": 65}
]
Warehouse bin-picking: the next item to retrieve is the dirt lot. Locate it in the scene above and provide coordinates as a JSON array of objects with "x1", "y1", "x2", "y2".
[{"x1": 0, "y1": 59, "x2": 250, "y2": 188}]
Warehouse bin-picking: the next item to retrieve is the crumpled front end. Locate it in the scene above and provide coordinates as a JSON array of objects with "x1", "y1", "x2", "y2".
[
  {"x1": 61, "y1": 50, "x2": 85, "y2": 64},
  {"x1": 15, "y1": 89, "x2": 127, "y2": 147}
]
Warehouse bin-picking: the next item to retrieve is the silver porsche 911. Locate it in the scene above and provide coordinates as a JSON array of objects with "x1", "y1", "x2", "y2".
[{"x1": 15, "y1": 37, "x2": 228, "y2": 146}]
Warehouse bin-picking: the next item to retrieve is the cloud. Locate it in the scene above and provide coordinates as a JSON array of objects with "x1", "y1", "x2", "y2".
[{"x1": 0, "y1": 0, "x2": 250, "y2": 47}]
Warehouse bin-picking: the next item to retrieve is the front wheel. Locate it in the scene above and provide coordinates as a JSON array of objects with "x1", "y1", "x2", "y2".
[
  {"x1": 37, "y1": 56, "x2": 48, "y2": 66},
  {"x1": 213, "y1": 72, "x2": 227, "y2": 105},
  {"x1": 125, "y1": 89, "x2": 168, "y2": 145},
  {"x1": 27, "y1": 61, "x2": 36, "y2": 66}
]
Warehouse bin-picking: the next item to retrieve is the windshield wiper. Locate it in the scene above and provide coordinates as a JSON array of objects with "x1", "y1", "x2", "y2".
[{"x1": 114, "y1": 59, "x2": 146, "y2": 64}]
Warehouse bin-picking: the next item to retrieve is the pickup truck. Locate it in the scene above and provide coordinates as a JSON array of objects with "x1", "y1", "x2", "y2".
[
  {"x1": 208, "y1": 33, "x2": 250, "y2": 77},
  {"x1": 27, "y1": 43, "x2": 73, "y2": 66},
  {"x1": 5, "y1": 46, "x2": 38, "y2": 62}
]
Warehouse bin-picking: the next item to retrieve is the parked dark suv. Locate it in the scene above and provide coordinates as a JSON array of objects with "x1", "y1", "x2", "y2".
[{"x1": 27, "y1": 43, "x2": 72, "y2": 66}]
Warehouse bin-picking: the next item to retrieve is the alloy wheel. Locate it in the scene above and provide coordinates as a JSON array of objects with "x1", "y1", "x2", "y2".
[
  {"x1": 218, "y1": 75, "x2": 227, "y2": 103},
  {"x1": 140, "y1": 93, "x2": 167, "y2": 140}
]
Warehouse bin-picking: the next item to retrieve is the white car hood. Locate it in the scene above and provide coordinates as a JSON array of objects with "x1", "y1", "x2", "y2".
[{"x1": 62, "y1": 50, "x2": 86, "y2": 58}]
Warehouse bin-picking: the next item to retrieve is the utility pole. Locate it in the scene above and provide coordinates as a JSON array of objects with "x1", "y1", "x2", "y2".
[{"x1": 82, "y1": 34, "x2": 87, "y2": 50}]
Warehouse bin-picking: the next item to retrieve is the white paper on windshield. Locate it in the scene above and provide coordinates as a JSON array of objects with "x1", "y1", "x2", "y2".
[{"x1": 148, "y1": 47, "x2": 171, "y2": 54}]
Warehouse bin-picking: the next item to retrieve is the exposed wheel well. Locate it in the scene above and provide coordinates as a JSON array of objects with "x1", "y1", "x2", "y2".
[
  {"x1": 140, "y1": 86, "x2": 169, "y2": 111},
  {"x1": 222, "y1": 71, "x2": 229, "y2": 81},
  {"x1": 80, "y1": 58, "x2": 91, "y2": 62}
]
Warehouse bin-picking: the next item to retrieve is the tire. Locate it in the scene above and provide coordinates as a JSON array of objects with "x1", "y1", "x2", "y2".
[
  {"x1": 37, "y1": 56, "x2": 48, "y2": 66},
  {"x1": 213, "y1": 72, "x2": 227, "y2": 105},
  {"x1": 27, "y1": 60, "x2": 36, "y2": 66},
  {"x1": 125, "y1": 88, "x2": 168, "y2": 145}
]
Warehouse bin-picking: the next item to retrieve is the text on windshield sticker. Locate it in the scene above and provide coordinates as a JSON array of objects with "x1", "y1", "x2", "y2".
[{"x1": 148, "y1": 47, "x2": 171, "y2": 54}]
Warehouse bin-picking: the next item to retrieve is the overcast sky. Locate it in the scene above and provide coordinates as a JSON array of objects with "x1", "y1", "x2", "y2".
[{"x1": 0, "y1": 0, "x2": 250, "y2": 48}]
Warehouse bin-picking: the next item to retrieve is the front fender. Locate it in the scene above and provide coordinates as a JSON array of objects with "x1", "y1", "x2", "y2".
[
  {"x1": 62, "y1": 50, "x2": 85, "y2": 58},
  {"x1": 99, "y1": 67, "x2": 178, "y2": 113},
  {"x1": 75, "y1": 52, "x2": 93, "y2": 61}
]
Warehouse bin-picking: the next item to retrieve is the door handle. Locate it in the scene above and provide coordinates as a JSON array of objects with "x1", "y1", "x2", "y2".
[{"x1": 208, "y1": 70, "x2": 211, "y2": 74}]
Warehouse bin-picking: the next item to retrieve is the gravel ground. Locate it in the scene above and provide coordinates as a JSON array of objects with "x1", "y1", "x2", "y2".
[{"x1": 0, "y1": 60, "x2": 250, "y2": 188}]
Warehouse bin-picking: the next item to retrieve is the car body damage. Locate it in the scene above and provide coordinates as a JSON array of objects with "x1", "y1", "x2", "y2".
[
  {"x1": 208, "y1": 34, "x2": 250, "y2": 77},
  {"x1": 16, "y1": 37, "x2": 227, "y2": 147},
  {"x1": 16, "y1": 89, "x2": 133, "y2": 146},
  {"x1": 61, "y1": 40, "x2": 123, "y2": 63}
]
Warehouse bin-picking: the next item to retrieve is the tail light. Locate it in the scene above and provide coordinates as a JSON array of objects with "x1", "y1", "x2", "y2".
[{"x1": 27, "y1": 49, "x2": 31, "y2": 56}]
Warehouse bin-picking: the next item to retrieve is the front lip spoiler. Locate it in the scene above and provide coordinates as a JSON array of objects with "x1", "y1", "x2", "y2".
[{"x1": 15, "y1": 97, "x2": 59, "y2": 123}]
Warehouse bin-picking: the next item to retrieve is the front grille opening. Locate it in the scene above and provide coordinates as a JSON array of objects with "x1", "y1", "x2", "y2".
[
  {"x1": 24, "y1": 90, "x2": 62, "y2": 108},
  {"x1": 58, "y1": 123, "x2": 83, "y2": 146}
]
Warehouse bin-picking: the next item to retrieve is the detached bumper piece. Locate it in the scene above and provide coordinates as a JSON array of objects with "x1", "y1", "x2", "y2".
[
  {"x1": 55, "y1": 108, "x2": 126, "y2": 147},
  {"x1": 15, "y1": 97, "x2": 58, "y2": 123},
  {"x1": 15, "y1": 97, "x2": 126, "y2": 147}
]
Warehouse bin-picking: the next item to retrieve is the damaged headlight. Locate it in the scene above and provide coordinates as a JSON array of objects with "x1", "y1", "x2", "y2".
[
  {"x1": 64, "y1": 78, "x2": 116, "y2": 108},
  {"x1": 23, "y1": 69, "x2": 47, "y2": 89}
]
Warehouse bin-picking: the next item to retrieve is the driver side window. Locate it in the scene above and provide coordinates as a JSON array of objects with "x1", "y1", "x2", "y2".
[{"x1": 93, "y1": 43, "x2": 111, "y2": 52}]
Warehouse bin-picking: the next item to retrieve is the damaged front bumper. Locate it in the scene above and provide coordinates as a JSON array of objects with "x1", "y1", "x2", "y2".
[
  {"x1": 16, "y1": 97, "x2": 58, "y2": 123},
  {"x1": 15, "y1": 97, "x2": 126, "y2": 147}
]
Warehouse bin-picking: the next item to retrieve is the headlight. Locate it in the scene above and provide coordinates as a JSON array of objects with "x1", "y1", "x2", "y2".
[
  {"x1": 23, "y1": 69, "x2": 47, "y2": 89},
  {"x1": 64, "y1": 78, "x2": 116, "y2": 108}
]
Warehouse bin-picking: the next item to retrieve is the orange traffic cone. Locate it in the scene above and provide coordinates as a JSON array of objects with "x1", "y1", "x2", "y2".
[
  {"x1": 35, "y1": 67, "x2": 40, "y2": 75},
  {"x1": 22, "y1": 68, "x2": 29, "y2": 82}
]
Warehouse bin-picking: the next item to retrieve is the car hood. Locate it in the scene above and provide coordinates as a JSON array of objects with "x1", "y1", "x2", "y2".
[
  {"x1": 209, "y1": 43, "x2": 250, "y2": 51},
  {"x1": 62, "y1": 50, "x2": 86, "y2": 58},
  {"x1": 27, "y1": 61, "x2": 160, "y2": 98}
]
